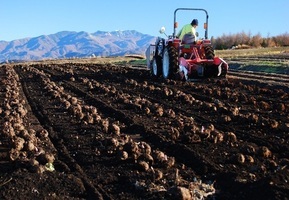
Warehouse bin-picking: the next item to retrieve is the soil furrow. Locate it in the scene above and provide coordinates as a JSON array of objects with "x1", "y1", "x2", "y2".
[{"x1": 1, "y1": 61, "x2": 289, "y2": 200}]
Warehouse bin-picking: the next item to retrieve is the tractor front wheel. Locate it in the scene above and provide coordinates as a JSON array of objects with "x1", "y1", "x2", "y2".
[{"x1": 162, "y1": 46, "x2": 178, "y2": 79}]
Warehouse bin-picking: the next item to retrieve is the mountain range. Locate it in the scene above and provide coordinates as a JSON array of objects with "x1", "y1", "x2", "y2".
[{"x1": 0, "y1": 30, "x2": 157, "y2": 62}]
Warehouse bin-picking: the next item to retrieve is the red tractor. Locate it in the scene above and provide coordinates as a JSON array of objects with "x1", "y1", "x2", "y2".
[{"x1": 146, "y1": 8, "x2": 229, "y2": 80}]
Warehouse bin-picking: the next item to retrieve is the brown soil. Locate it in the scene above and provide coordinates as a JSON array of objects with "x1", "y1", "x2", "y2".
[{"x1": 0, "y1": 61, "x2": 289, "y2": 200}]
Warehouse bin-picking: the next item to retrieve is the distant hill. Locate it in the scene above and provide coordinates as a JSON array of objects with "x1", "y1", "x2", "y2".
[{"x1": 0, "y1": 30, "x2": 157, "y2": 62}]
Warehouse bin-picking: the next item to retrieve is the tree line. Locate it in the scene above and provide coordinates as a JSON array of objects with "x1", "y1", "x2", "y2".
[{"x1": 211, "y1": 32, "x2": 289, "y2": 50}]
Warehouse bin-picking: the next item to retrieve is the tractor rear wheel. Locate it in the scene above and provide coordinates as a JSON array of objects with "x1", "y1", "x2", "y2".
[
  {"x1": 162, "y1": 46, "x2": 178, "y2": 79},
  {"x1": 151, "y1": 56, "x2": 162, "y2": 77},
  {"x1": 204, "y1": 45, "x2": 215, "y2": 59}
]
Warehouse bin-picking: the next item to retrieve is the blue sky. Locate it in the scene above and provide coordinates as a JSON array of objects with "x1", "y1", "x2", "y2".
[{"x1": 1, "y1": 0, "x2": 288, "y2": 41}]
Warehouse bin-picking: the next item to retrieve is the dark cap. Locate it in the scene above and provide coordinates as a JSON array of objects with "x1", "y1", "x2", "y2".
[{"x1": 191, "y1": 19, "x2": 198, "y2": 26}]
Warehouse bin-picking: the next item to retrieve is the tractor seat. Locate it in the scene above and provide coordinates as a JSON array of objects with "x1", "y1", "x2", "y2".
[{"x1": 182, "y1": 33, "x2": 196, "y2": 44}]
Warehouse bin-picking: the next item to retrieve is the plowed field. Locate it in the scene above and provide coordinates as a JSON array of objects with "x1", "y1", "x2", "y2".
[{"x1": 1, "y1": 59, "x2": 289, "y2": 200}]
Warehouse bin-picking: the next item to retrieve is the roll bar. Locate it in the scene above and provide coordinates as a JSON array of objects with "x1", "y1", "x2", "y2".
[{"x1": 173, "y1": 8, "x2": 209, "y2": 39}]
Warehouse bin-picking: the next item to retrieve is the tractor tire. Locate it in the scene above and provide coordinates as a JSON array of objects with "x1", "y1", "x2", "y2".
[
  {"x1": 204, "y1": 45, "x2": 215, "y2": 59},
  {"x1": 151, "y1": 56, "x2": 162, "y2": 77},
  {"x1": 162, "y1": 46, "x2": 178, "y2": 79}
]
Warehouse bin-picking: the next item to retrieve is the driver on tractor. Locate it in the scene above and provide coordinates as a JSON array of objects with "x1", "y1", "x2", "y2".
[{"x1": 177, "y1": 19, "x2": 198, "y2": 44}]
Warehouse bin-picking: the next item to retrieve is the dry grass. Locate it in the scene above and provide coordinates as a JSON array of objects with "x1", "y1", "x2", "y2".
[
  {"x1": 1, "y1": 56, "x2": 141, "y2": 66},
  {"x1": 215, "y1": 46, "x2": 289, "y2": 58}
]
